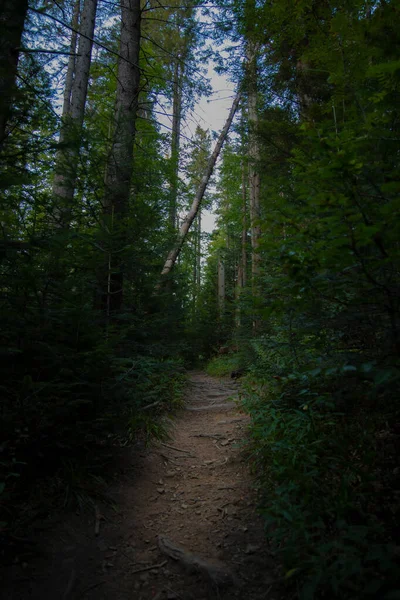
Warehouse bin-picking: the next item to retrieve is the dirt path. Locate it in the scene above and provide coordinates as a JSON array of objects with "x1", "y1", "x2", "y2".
[{"x1": 2, "y1": 372, "x2": 278, "y2": 600}]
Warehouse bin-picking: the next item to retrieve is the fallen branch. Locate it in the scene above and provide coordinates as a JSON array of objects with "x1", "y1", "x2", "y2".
[
  {"x1": 131, "y1": 560, "x2": 167, "y2": 575},
  {"x1": 94, "y1": 505, "x2": 104, "y2": 536},
  {"x1": 78, "y1": 581, "x2": 106, "y2": 598},
  {"x1": 141, "y1": 400, "x2": 161, "y2": 411},
  {"x1": 161, "y1": 442, "x2": 192, "y2": 455},
  {"x1": 191, "y1": 434, "x2": 225, "y2": 439}
]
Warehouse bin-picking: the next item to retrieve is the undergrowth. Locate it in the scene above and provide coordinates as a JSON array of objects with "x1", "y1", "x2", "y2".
[
  {"x1": 206, "y1": 353, "x2": 241, "y2": 377},
  {"x1": 0, "y1": 339, "x2": 186, "y2": 551},
  {"x1": 241, "y1": 341, "x2": 400, "y2": 600}
]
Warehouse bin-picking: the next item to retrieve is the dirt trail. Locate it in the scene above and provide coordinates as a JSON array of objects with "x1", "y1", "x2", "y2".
[{"x1": 2, "y1": 372, "x2": 278, "y2": 600}]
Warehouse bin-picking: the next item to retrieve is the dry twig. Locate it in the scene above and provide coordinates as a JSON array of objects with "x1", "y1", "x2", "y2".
[{"x1": 132, "y1": 560, "x2": 167, "y2": 575}]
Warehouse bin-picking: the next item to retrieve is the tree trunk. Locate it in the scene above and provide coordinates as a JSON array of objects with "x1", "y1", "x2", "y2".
[
  {"x1": 52, "y1": 0, "x2": 97, "y2": 227},
  {"x1": 247, "y1": 42, "x2": 261, "y2": 284},
  {"x1": 192, "y1": 210, "x2": 201, "y2": 312},
  {"x1": 235, "y1": 160, "x2": 248, "y2": 327},
  {"x1": 196, "y1": 209, "x2": 201, "y2": 290},
  {"x1": 169, "y1": 59, "x2": 182, "y2": 230},
  {"x1": 0, "y1": 0, "x2": 28, "y2": 148},
  {"x1": 61, "y1": 0, "x2": 81, "y2": 119},
  {"x1": 240, "y1": 159, "x2": 247, "y2": 289},
  {"x1": 102, "y1": 0, "x2": 141, "y2": 315},
  {"x1": 159, "y1": 91, "x2": 241, "y2": 280},
  {"x1": 218, "y1": 255, "x2": 225, "y2": 317}
]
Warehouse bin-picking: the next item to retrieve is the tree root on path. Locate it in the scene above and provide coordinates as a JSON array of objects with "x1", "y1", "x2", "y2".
[
  {"x1": 185, "y1": 403, "x2": 236, "y2": 411},
  {"x1": 160, "y1": 442, "x2": 194, "y2": 456},
  {"x1": 157, "y1": 535, "x2": 239, "y2": 589}
]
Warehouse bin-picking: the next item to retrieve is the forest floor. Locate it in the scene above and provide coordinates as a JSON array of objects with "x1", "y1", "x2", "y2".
[{"x1": 1, "y1": 372, "x2": 280, "y2": 600}]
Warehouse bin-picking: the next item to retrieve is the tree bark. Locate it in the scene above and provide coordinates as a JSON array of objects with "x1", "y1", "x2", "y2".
[
  {"x1": 192, "y1": 210, "x2": 201, "y2": 312},
  {"x1": 235, "y1": 160, "x2": 248, "y2": 327},
  {"x1": 61, "y1": 0, "x2": 81, "y2": 119},
  {"x1": 102, "y1": 0, "x2": 141, "y2": 315},
  {"x1": 247, "y1": 42, "x2": 261, "y2": 284},
  {"x1": 240, "y1": 159, "x2": 247, "y2": 289},
  {"x1": 169, "y1": 58, "x2": 182, "y2": 230},
  {"x1": 159, "y1": 91, "x2": 241, "y2": 280},
  {"x1": 0, "y1": 0, "x2": 29, "y2": 148},
  {"x1": 218, "y1": 255, "x2": 225, "y2": 317},
  {"x1": 52, "y1": 0, "x2": 97, "y2": 227},
  {"x1": 196, "y1": 209, "x2": 201, "y2": 290}
]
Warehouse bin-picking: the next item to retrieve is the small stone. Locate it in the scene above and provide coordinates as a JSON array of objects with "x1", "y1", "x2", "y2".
[
  {"x1": 245, "y1": 544, "x2": 261, "y2": 554},
  {"x1": 181, "y1": 503, "x2": 188, "y2": 509},
  {"x1": 157, "y1": 487, "x2": 165, "y2": 494}
]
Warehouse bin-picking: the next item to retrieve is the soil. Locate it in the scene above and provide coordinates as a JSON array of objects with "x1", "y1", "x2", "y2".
[{"x1": 1, "y1": 372, "x2": 280, "y2": 600}]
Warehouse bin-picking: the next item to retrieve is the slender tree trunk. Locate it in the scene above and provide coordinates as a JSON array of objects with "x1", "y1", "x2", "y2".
[
  {"x1": 61, "y1": 0, "x2": 81, "y2": 119},
  {"x1": 52, "y1": 0, "x2": 97, "y2": 227},
  {"x1": 192, "y1": 210, "x2": 201, "y2": 313},
  {"x1": 240, "y1": 160, "x2": 247, "y2": 289},
  {"x1": 247, "y1": 42, "x2": 261, "y2": 284},
  {"x1": 235, "y1": 160, "x2": 248, "y2": 327},
  {"x1": 196, "y1": 209, "x2": 201, "y2": 290},
  {"x1": 218, "y1": 255, "x2": 225, "y2": 317},
  {"x1": 192, "y1": 214, "x2": 198, "y2": 313},
  {"x1": 102, "y1": 0, "x2": 141, "y2": 315},
  {"x1": 169, "y1": 59, "x2": 182, "y2": 229},
  {"x1": 0, "y1": 0, "x2": 29, "y2": 148},
  {"x1": 159, "y1": 92, "x2": 241, "y2": 280}
]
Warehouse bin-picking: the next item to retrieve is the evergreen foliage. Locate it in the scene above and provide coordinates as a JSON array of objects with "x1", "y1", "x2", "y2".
[
  {"x1": 0, "y1": 0, "x2": 199, "y2": 542},
  {"x1": 203, "y1": 0, "x2": 400, "y2": 597},
  {"x1": 0, "y1": 0, "x2": 399, "y2": 596}
]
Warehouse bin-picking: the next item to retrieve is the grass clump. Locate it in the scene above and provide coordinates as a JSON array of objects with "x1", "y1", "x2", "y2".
[{"x1": 206, "y1": 354, "x2": 241, "y2": 377}]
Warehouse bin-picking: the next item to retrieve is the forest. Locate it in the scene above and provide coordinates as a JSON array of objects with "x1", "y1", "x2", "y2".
[{"x1": 0, "y1": 0, "x2": 399, "y2": 598}]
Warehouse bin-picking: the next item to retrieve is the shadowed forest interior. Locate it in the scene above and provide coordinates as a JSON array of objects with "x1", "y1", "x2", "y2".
[{"x1": 0, "y1": 0, "x2": 400, "y2": 598}]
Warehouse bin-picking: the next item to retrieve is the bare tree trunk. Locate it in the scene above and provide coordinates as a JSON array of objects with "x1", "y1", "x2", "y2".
[
  {"x1": 192, "y1": 210, "x2": 201, "y2": 313},
  {"x1": 247, "y1": 42, "x2": 261, "y2": 284},
  {"x1": 0, "y1": 0, "x2": 28, "y2": 148},
  {"x1": 159, "y1": 92, "x2": 241, "y2": 280},
  {"x1": 61, "y1": 0, "x2": 81, "y2": 119},
  {"x1": 235, "y1": 160, "x2": 248, "y2": 327},
  {"x1": 240, "y1": 160, "x2": 247, "y2": 289},
  {"x1": 169, "y1": 59, "x2": 182, "y2": 229},
  {"x1": 196, "y1": 209, "x2": 201, "y2": 290},
  {"x1": 52, "y1": 0, "x2": 97, "y2": 227},
  {"x1": 218, "y1": 255, "x2": 225, "y2": 317},
  {"x1": 102, "y1": 0, "x2": 141, "y2": 315}
]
